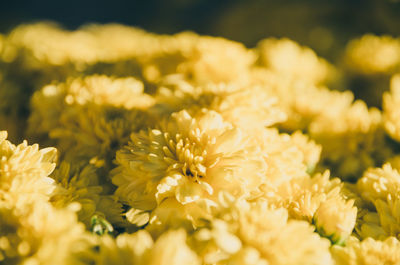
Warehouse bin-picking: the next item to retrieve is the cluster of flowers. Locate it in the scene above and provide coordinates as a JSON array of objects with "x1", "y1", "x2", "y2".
[{"x1": 1, "y1": 23, "x2": 400, "y2": 264}]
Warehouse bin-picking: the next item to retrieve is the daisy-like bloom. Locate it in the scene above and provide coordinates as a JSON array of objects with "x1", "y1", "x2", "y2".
[
  {"x1": 357, "y1": 163, "x2": 400, "y2": 204},
  {"x1": 355, "y1": 164, "x2": 400, "y2": 239},
  {"x1": 309, "y1": 99, "x2": 387, "y2": 180},
  {"x1": 255, "y1": 38, "x2": 334, "y2": 85},
  {"x1": 4, "y1": 23, "x2": 254, "y2": 86},
  {"x1": 50, "y1": 161, "x2": 125, "y2": 228},
  {"x1": 29, "y1": 75, "x2": 153, "y2": 135},
  {"x1": 60, "y1": 75, "x2": 154, "y2": 109},
  {"x1": 50, "y1": 161, "x2": 102, "y2": 225},
  {"x1": 29, "y1": 75, "x2": 154, "y2": 170},
  {"x1": 345, "y1": 34, "x2": 400, "y2": 75},
  {"x1": 249, "y1": 68, "x2": 354, "y2": 131},
  {"x1": 0, "y1": 131, "x2": 57, "y2": 207},
  {"x1": 0, "y1": 131, "x2": 92, "y2": 264},
  {"x1": 192, "y1": 194, "x2": 333, "y2": 265},
  {"x1": 374, "y1": 194, "x2": 400, "y2": 239},
  {"x1": 112, "y1": 109, "x2": 267, "y2": 221},
  {"x1": 137, "y1": 32, "x2": 255, "y2": 85},
  {"x1": 313, "y1": 192, "x2": 357, "y2": 245},
  {"x1": 153, "y1": 75, "x2": 286, "y2": 130},
  {"x1": 355, "y1": 209, "x2": 387, "y2": 240},
  {"x1": 3, "y1": 23, "x2": 151, "y2": 67},
  {"x1": 331, "y1": 236, "x2": 400, "y2": 265},
  {"x1": 269, "y1": 170, "x2": 342, "y2": 221},
  {"x1": 253, "y1": 127, "x2": 311, "y2": 191},
  {"x1": 384, "y1": 74, "x2": 400, "y2": 142}
]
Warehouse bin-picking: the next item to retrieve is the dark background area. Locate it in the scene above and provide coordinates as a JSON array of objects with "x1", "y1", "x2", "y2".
[{"x1": 1, "y1": 0, "x2": 400, "y2": 59}]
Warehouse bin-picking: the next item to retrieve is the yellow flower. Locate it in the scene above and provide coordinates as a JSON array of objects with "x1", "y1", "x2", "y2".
[
  {"x1": 355, "y1": 209, "x2": 387, "y2": 240},
  {"x1": 313, "y1": 193, "x2": 357, "y2": 245},
  {"x1": 384, "y1": 74, "x2": 400, "y2": 142},
  {"x1": 28, "y1": 75, "x2": 154, "y2": 185},
  {"x1": 345, "y1": 34, "x2": 400, "y2": 75},
  {"x1": 249, "y1": 68, "x2": 353, "y2": 131},
  {"x1": 139, "y1": 32, "x2": 255, "y2": 84},
  {"x1": 112, "y1": 109, "x2": 267, "y2": 216},
  {"x1": 0, "y1": 131, "x2": 57, "y2": 207},
  {"x1": 0, "y1": 200, "x2": 90, "y2": 265},
  {"x1": 29, "y1": 75, "x2": 153, "y2": 136},
  {"x1": 192, "y1": 196, "x2": 333, "y2": 265},
  {"x1": 271, "y1": 171, "x2": 342, "y2": 221},
  {"x1": 50, "y1": 161, "x2": 125, "y2": 228},
  {"x1": 153, "y1": 75, "x2": 286, "y2": 130},
  {"x1": 331, "y1": 236, "x2": 400, "y2": 265},
  {"x1": 310, "y1": 99, "x2": 385, "y2": 180},
  {"x1": 50, "y1": 162, "x2": 102, "y2": 225},
  {"x1": 357, "y1": 163, "x2": 400, "y2": 203},
  {"x1": 356, "y1": 164, "x2": 400, "y2": 239},
  {"x1": 255, "y1": 38, "x2": 334, "y2": 84},
  {"x1": 145, "y1": 197, "x2": 215, "y2": 238},
  {"x1": 374, "y1": 195, "x2": 400, "y2": 238}
]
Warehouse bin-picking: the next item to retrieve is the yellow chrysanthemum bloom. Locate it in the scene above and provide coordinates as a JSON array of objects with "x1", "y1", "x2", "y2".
[
  {"x1": 384, "y1": 74, "x2": 400, "y2": 142},
  {"x1": 50, "y1": 162, "x2": 102, "y2": 224},
  {"x1": 112, "y1": 109, "x2": 267, "y2": 220},
  {"x1": 310, "y1": 100, "x2": 386, "y2": 180},
  {"x1": 137, "y1": 32, "x2": 255, "y2": 85},
  {"x1": 29, "y1": 75, "x2": 153, "y2": 135},
  {"x1": 270, "y1": 171, "x2": 342, "y2": 221},
  {"x1": 192, "y1": 195, "x2": 333, "y2": 265},
  {"x1": 0, "y1": 131, "x2": 57, "y2": 207},
  {"x1": 331, "y1": 236, "x2": 400, "y2": 265},
  {"x1": 355, "y1": 209, "x2": 387, "y2": 240},
  {"x1": 0, "y1": 131, "x2": 92, "y2": 264},
  {"x1": 313, "y1": 193, "x2": 357, "y2": 245},
  {"x1": 153, "y1": 75, "x2": 286, "y2": 130},
  {"x1": 345, "y1": 34, "x2": 400, "y2": 75},
  {"x1": 357, "y1": 163, "x2": 400, "y2": 203},
  {"x1": 0, "y1": 199, "x2": 91, "y2": 265},
  {"x1": 4, "y1": 23, "x2": 256, "y2": 89},
  {"x1": 255, "y1": 38, "x2": 334, "y2": 85},
  {"x1": 29, "y1": 75, "x2": 154, "y2": 170},
  {"x1": 49, "y1": 161, "x2": 125, "y2": 228},
  {"x1": 374, "y1": 194, "x2": 400, "y2": 239},
  {"x1": 356, "y1": 164, "x2": 400, "y2": 239},
  {"x1": 253, "y1": 127, "x2": 310, "y2": 190},
  {"x1": 250, "y1": 68, "x2": 354, "y2": 131},
  {"x1": 4, "y1": 23, "x2": 149, "y2": 66}
]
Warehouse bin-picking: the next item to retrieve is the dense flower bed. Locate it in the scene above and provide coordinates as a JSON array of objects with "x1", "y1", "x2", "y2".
[{"x1": 1, "y1": 23, "x2": 400, "y2": 264}]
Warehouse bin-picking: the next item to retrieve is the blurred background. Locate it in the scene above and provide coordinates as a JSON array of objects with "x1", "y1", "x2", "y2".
[{"x1": 2, "y1": 0, "x2": 400, "y2": 60}]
